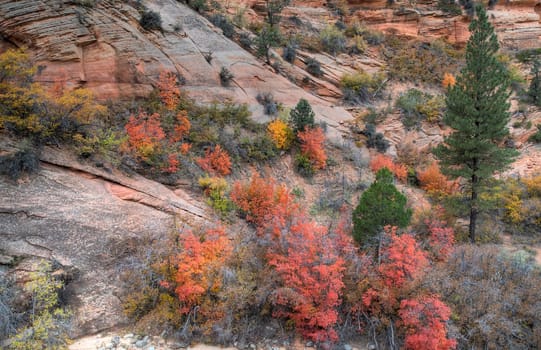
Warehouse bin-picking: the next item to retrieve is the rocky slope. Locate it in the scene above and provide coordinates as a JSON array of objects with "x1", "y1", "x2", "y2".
[
  {"x1": 1, "y1": 0, "x2": 541, "y2": 341},
  {"x1": 0, "y1": 0, "x2": 352, "y2": 132},
  {"x1": 0, "y1": 139, "x2": 208, "y2": 336}
]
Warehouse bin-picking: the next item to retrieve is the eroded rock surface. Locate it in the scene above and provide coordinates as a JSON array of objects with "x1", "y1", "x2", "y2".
[
  {"x1": 0, "y1": 0, "x2": 353, "y2": 136},
  {"x1": 0, "y1": 146, "x2": 208, "y2": 336}
]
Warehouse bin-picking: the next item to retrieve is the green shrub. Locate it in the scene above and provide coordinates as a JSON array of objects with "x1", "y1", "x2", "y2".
[
  {"x1": 140, "y1": 11, "x2": 162, "y2": 31},
  {"x1": 290, "y1": 98, "x2": 315, "y2": 133},
  {"x1": 341, "y1": 70, "x2": 386, "y2": 104},
  {"x1": 239, "y1": 135, "x2": 277, "y2": 162},
  {"x1": 187, "y1": 0, "x2": 208, "y2": 12},
  {"x1": 198, "y1": 176, "x2": 234, "y2": 216},
  {"x1": 437, "y1": 0, "x2": 462, "y2": 15},
  {"x1": 282, "y1": 44, "x2": 297, "y2": 63},
  {"x1": 256, "y1": 25, "x2": 282, "y2": 64},
  {"x1": 295, "y1": 153, "x2": 315, "y2": 177},
  {"x1": 345, "y1": 22, "x2": 384, "y2": 45},
  {"x1": 529, "y1": 125, "x2": 541, "y2": 143},
  {"x1": 256, "y1": 92, "x2": 278, "y2": 115},
  {"x1": 515, "y1": 48, "x2": 541, "y2": 63},
  {"x1": 0, "y1": 274, "x2": 19, "y2": 340},
  {"x1": 75, "y1": 128, "x2": 125, "y2": 163},
  {"x1": 209, "y1": 14, "x2": 235, "y2": 38},
  {"x1": 239, "y1": 33, "x2": 252, "y2": 49},
  {"x1": 348, "y1": 35, "x2": 367, "y2": 55},
  {"x1": 386, "y1": 39, "x2": 462, "y2": 84},
  {"x1": 319, "y1": 25, "x2": 346, "y2": 56},
  {"x1": 219, "y1": 66, "x2": 234, "y2": 86},
  {"x1": 72, "y1": 0, "x2": 96, "y2": 7},
  {"x1": 362, "y1": 123, "x2": 389, "y2": 153},
  {"x1": 305, "y1": 57, "x2": 323, "y2": 77},
  {"x1": 0, "y1": 146, "x2": 40, "y2": 180},
  {"x1": 396, "y1": 89, "x2": 444, "y2": 129},
  {"x1": 233, "y1": 6, "x2": 248, "y2": 28},
  {"x1": 528, "y1": 59, "x2": 541, "y2": 105}
]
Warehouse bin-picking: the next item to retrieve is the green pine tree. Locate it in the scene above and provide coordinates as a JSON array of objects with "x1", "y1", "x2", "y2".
[
  {"x1": 528, "y1": 58, "x2": 541, "y2": 106},
  {"x1": 290, "y1": 98, "x2": 315, "y2": 133},
  {"x1": 433, "y1": 5, "x2": 518, "y2": 243},
  {"x1": 352, "y1": 168, "x2": 412, "y2": 245},
  {"x1": 264, "y1": 0, "x2": 291, "y2": 28},
  {"x1": 256, "y1": 25, "x2": 281, "y2": 65}
]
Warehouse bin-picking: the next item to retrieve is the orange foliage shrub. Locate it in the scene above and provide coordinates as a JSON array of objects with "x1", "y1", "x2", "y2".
[
  {"x1": 399, "y1": 295, "x2": 456, "y2": 350},
  {"x1": 179, "y1": 142, "x2": 192, "y2": 155},
  {"x1": 230, "y1": 173, "x2": 298, "y2": 228},
  {"x1": 442, "y1": 73, "x2": 456, "y2": 89},
  {"x1": 297, "y1": 126, "x2": 327, "y2": 170},
  {"x1": 369, "y1": 154, "x2": 407, "y2": 182},
  {"x1": 418, "y1": 163, "x2": 458, "y2": 197},
  {"x1": 171, "y1": 111, "x2": 191, "y2": 143},
  {"x1": 267, "y1": 119, "x2": 293, "y2": 150},
  {"x1": 125, "y1": 112, "x2": 165, "y2": 161},
  {"x1": 231, "y1": 173, "x2": 278, "y2": 226},
  {"x1": 165, "y1": 154, "x2": 180, "y2": 173},
  {"x1": 169, "y1": 227, "x2": 232, "y2": 315},
  {"x1": 157, "y1": 71, "x2": 181, "y2": 110},
  {"x1": 196, "y1": 145, "x2": 232, "y2": 176}
]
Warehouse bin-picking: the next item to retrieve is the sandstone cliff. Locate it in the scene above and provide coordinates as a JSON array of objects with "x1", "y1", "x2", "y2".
[{"x1": 0, "y1": 0, "x2": 352, "y2": 133}]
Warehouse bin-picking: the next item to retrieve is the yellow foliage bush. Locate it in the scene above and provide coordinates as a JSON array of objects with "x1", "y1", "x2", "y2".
[
  {"x1": 0, "y1": 48, "x2": 107, "y2": 144},
  {"x1": 267, "y1": 119, "x2": 293, "y2": 150},
  {"x1": 504, "y1": 191, "x2": 523, "y2": 224},
  {"x1": 523, "y1": 175, "x2": 541, "y2": 197},
  {"x1": 198, "y1": 176, "x2": 233, "y2": 215}
]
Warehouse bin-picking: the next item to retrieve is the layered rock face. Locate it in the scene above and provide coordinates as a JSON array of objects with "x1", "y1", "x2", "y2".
[
  {"x1": 350, "y1": 2, "x2": 541, "y2": 49},
  {"x1": 0, "y1": 0, "x2": 352, "y2": 132},
  {"x1": 0, "y1": 143, "x2": 208, "y2": 336}
]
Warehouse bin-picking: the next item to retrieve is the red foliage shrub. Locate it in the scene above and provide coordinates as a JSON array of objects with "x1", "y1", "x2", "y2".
[
  {"x1": 399, "y1": 295, "x2": 456, "y2": 350},
  {"x1": 378, "y1": 226, "x2": 429, "y2": 289},
  {"x1": 297, "y1": 126, "x2": 327, "y2": 170},
  {"x1": 268, "y1": 217, "x2": 345, "y2": 342},
  {"x1": 360, "y1": 226, "x2": 429, "y2": 316},
  {"x1": 196, "y1": 145, "x2": 232, "y2": 176},
  {"x1": 426, "y1": 219, "x2": 455, "y2": 261},
  {"x1": 165, "y1": 154, "x2": 180, "y2": 173},
  {"x1": 370, "y1": 154, "x2": 407, "y2": 182}
]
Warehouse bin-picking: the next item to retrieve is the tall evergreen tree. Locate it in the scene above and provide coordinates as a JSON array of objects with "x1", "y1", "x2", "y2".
[
  {"x1": 528, "y1": 58, "x2": 541, "y2": 106},
  {"x1": 433, "y1": 5, "x2": 517, "y2": 243}
]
